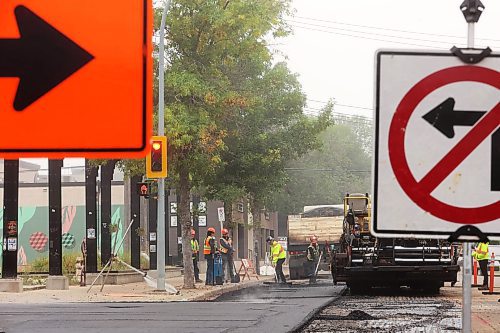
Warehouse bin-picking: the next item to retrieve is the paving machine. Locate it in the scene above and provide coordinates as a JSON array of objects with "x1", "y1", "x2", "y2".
[{"x1": 330, "y1": 193, "x2": 460, "y2": 293}]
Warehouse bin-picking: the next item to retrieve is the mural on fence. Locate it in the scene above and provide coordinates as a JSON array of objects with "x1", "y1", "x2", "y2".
[{"x1": 0, "y1": 205, "x2": 124, "y2": 268}]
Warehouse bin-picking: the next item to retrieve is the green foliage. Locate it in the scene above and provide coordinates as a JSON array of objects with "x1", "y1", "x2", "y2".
[
  {"x1": 29, "y1": 256, "x2": 49, "y2": 273},
  {"x1": 270, "y1": 118, "x2": 373, "y2": 214}
]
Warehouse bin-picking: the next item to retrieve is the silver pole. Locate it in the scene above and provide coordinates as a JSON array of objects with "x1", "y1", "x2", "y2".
[
  {"x1": 462, "y1": 13, "x2": 475, "y2": 332},
  {"x1": 467, "y1": 23, "x2": 474, "y2": 48},
  {"x1": 157, "y1": 0, "x2": 171, "y2": 291},
  {"x1": 462, "y1": 243, "x2": 472, "y2": 333}
]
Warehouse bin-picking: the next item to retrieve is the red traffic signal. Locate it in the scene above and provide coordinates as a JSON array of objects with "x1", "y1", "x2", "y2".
[{"x1": 146, "y1": 136, "x2": 167, "y2": 178}]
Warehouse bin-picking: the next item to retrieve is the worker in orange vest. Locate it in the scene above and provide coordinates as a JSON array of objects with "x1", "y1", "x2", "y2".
[{"x1": 203, "y1": 227, "x2": 217, "y2": 285}]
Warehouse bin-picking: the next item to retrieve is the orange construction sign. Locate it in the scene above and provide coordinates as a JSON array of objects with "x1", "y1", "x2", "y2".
[{"x1": 0, "y1": 1, "x2": 152, "y2": 157}]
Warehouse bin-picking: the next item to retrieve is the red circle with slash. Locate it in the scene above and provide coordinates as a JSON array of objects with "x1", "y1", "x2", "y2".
[{"x1": 389, "y1": 65, "x2": 500, "y2": 223}]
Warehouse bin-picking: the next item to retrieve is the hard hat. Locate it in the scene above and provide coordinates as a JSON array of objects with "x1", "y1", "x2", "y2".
[
  {"x1": 266, "y1": 236, "x2": 274, "y2": 243},
  {"x1": 207, "y1": 227, "x2": 216, "y2": 233},
  {"x1": 191, "y1": 229, "x2": 196, "y2": 236},
  {"x1": 222, "y1": 228, "x2": 229, "y2": 235}
]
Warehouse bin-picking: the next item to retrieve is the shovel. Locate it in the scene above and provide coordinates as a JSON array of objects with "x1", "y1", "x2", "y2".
[{"x1": 314, "y1": 251, "x2": 323, "y2": 278}]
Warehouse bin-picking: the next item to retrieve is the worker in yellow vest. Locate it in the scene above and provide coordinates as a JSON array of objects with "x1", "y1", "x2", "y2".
[
  {"x1": 191, "y1": 229, "x2": 202, "y2": 283},
  {"x1": 472, "y1": 242, "x2": 490, "y2": 290},
  {"x1": 267, "y1": 236, "x2": 287, "y2": 284},
  {"x1": 203, "y1": 227, "x2": 217, "y2": 285}
]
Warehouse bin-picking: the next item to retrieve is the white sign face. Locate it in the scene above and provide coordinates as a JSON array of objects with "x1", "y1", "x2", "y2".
[
  {"x1": 373, "y1": 50, "x2": 500, "y2": 239},
  {"x1": 217, "y1": 207, "x2": 225, "y2": 222},
  {"x1": 170, "y1": 215, "x2": 177, "y2": 227},
  {"x1": 149, "y1": 232, "x2": 156, "y2": 242},
  {"x1": 7, "y1": 238, "x2": 17, "y2": 251},
  {"x1": 198, "y1": 215, "x2": 207, "y2": 227},
  {"x1": 87, "y1": 228, "x2": 96, "y2": 239}
]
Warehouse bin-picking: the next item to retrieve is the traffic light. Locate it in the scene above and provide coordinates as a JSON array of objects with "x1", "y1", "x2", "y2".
[
  {"x1": 136, "y1": 182, "x2": 150, "y2": 197},
  {"x1": 146, "y1": 136, "x2": 167, "y2": 178}
]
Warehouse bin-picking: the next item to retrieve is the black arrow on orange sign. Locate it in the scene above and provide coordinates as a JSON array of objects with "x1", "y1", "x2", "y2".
[{"x1": 0, "y1": 6, "x2": 94, "y2": 111}]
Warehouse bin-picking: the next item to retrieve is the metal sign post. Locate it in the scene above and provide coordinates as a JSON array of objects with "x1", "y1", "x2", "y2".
[
  {"x1": 460, "y1": 1, "x2": 484, "y2": 332},
  {"x1": 157, "y1": 0, "x2": 172, "y2": 291}
]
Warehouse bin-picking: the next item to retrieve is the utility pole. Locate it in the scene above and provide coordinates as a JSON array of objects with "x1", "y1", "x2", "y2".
[{"x1": 157, "y1": 0, "x2": 172, "y2": 291}]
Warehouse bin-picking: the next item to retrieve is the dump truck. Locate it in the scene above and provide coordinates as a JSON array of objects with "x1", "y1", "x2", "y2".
[
  {"x1": 330, "y1": 193, "x2": 460, "y2": 293},
  {"x1": 287, "y1": 205, "x2": 344, "y2": 279}
]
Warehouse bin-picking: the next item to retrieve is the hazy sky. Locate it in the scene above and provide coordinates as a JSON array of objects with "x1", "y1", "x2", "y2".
[
  {"x1": 23, "y1": 0, "x2": 500, "y2": 168},
  {"x1": 277, "y1": 0, "x2": 500, "y2": 118}
]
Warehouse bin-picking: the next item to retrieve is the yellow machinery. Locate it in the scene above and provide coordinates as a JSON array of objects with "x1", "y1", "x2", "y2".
[{"x1": 330, "y1": 193, "x2": 459, "y2": 294}]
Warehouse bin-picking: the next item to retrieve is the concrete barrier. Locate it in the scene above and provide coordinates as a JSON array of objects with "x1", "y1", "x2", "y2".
[{"x1": 0, "y1": 279, "x2": 23, "y2": 293}]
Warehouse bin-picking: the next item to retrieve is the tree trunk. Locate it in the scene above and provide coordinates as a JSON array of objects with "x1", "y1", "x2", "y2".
[
  {"x1": 179, "y1": 163, "x2": 195, "y2": 289},
  {"x1": 251, "y1": 202, "x2": 262, "y2": 275},
  {"x1": 224, "y1": 200, "x2": 233, "y2": 230}
]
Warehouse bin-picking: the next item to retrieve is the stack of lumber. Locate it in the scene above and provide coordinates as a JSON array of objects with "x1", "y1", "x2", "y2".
[{"x1": 288, "y1": 215, "x2": 344, "y2": 245}]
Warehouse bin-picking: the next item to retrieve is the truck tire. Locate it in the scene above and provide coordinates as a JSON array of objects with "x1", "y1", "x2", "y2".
[
  {"x1": 348, "y1": 283, "x2": 369, "y2": 295},
  {"x1": 423, "y1": 284, "x2": 441, "y2": 295}
]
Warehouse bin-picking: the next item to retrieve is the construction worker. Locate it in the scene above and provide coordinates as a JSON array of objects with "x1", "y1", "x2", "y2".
[
  {"x1": 204, "y1": 227, "x2": 217, "y2": 285},
  {"x1": 472, "y1": 242, "x2": 490, "y2": 290},
  {"x1": 191, "y1": 229, "x2": 202, "y2": 283},
  {"x1": 306, "y1": 235, "x2": 320, "y2": 283},
  {"x1": 267, "y1": 236, "x2": 287, "y2": 284},
  {"x1": 219, "y1": 228, "x2": 235, "y2": 283}
]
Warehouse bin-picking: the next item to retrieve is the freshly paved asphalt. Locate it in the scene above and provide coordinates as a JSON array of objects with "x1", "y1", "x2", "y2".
[{"x1": 0, "y1": 280, "x2": 344, "y2": 333}]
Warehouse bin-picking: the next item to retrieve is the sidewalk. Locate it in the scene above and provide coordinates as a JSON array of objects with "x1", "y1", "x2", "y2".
[
  {"x1": 0, "y1": 271, "x2": 271, "y2": 304},
  {"x1": 442, "y1": 274, "x2": 500, "y2": 333}
]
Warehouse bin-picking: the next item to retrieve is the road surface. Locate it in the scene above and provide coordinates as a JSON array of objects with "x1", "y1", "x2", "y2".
[{"x1": 0, "y1": 280, "x2": 343, "y2": 333}]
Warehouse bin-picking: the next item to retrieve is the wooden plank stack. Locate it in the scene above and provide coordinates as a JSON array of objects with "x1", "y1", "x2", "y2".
[{"x1": 288, "y1": 215, "x2": 344, "y2": 245}]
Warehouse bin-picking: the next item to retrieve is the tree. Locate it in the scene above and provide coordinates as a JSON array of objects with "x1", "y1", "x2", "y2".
[
  {"x1": 271, "y1": 117, "x2": 373, "y2": 215},
  {"x1": 205, "y1": 63, "x2": 332, "y2": 270},
  {"x1": 160, "y1": 0, "x2": 293, "y2": 289}
]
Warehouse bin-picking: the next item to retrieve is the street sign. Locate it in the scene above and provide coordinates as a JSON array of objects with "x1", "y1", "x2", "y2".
[
  {"x1": 373, "y1": 50, "x2": 500, "y2": 239},
  {"x1": 217, "y1": 207, "x2": 225, "y2": 222},
  {"x1": 0, "y1": 1, "x2": 152, "y2": 157}
]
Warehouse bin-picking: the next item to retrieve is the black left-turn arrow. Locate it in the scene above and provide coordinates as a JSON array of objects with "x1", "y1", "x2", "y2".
[
  {"x1": 0, "y1": 6, "x2": 94, "y2": 111},
  {"x1": 422, "y1": 97, "x2": 486, "y2": 138},
  {"x1": 423, "y1": 97, "x2": 500, "y2": 192}
]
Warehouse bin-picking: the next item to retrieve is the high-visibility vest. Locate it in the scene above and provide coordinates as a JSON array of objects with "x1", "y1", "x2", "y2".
[
  {"x1": 270, "y1": 241, "x2": 286, "y2": 264},
  {"x1": 191, "y1": 239, "x2": 199, "y2": 258},
  {"x1": 474, "y1": 242, "x2": 490, "y2": 261},
  {"x1": 307, "y1": 244, "x2": 319, "y2": 261},
  {"x1": 219, "y1": 238, "x2": 229, "y2": 254},
  {"x1": 203, "y1": 236, "x2": 214, "y2": 255}
]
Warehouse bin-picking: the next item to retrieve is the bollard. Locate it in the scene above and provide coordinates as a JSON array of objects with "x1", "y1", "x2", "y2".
[
  {"x1": 473, "y1": 259, "x2": 478, "y2": 285},
  {"x1": 489, "y1": 253, "x2": 495, "y2": 294}
]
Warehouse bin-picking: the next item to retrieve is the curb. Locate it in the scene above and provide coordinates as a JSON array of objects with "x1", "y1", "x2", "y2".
[
  {"x1": 23, "y1": 285, "x2": 46, "y2": 291},
  {"x1": 289, "y1": 286, "x2": 347, "y2": 333},
  {"x1": 189, "y1": 276, "x2": 274, "y2": 301}
]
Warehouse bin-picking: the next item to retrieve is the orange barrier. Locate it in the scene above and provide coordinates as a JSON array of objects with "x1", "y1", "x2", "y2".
[{"x1": 473, "y1": 259, "x2": 478, "y2": 285}]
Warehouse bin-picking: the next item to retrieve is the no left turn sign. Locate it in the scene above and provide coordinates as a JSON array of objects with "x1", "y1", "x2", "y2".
[{"x1": 373, "y1": 50, "x2": 500, "y2": 239}]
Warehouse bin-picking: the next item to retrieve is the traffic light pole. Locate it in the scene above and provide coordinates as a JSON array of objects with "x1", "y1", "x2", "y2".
[{"x1": 156, "y1": 0, "x2": 171, "y2": 291}]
